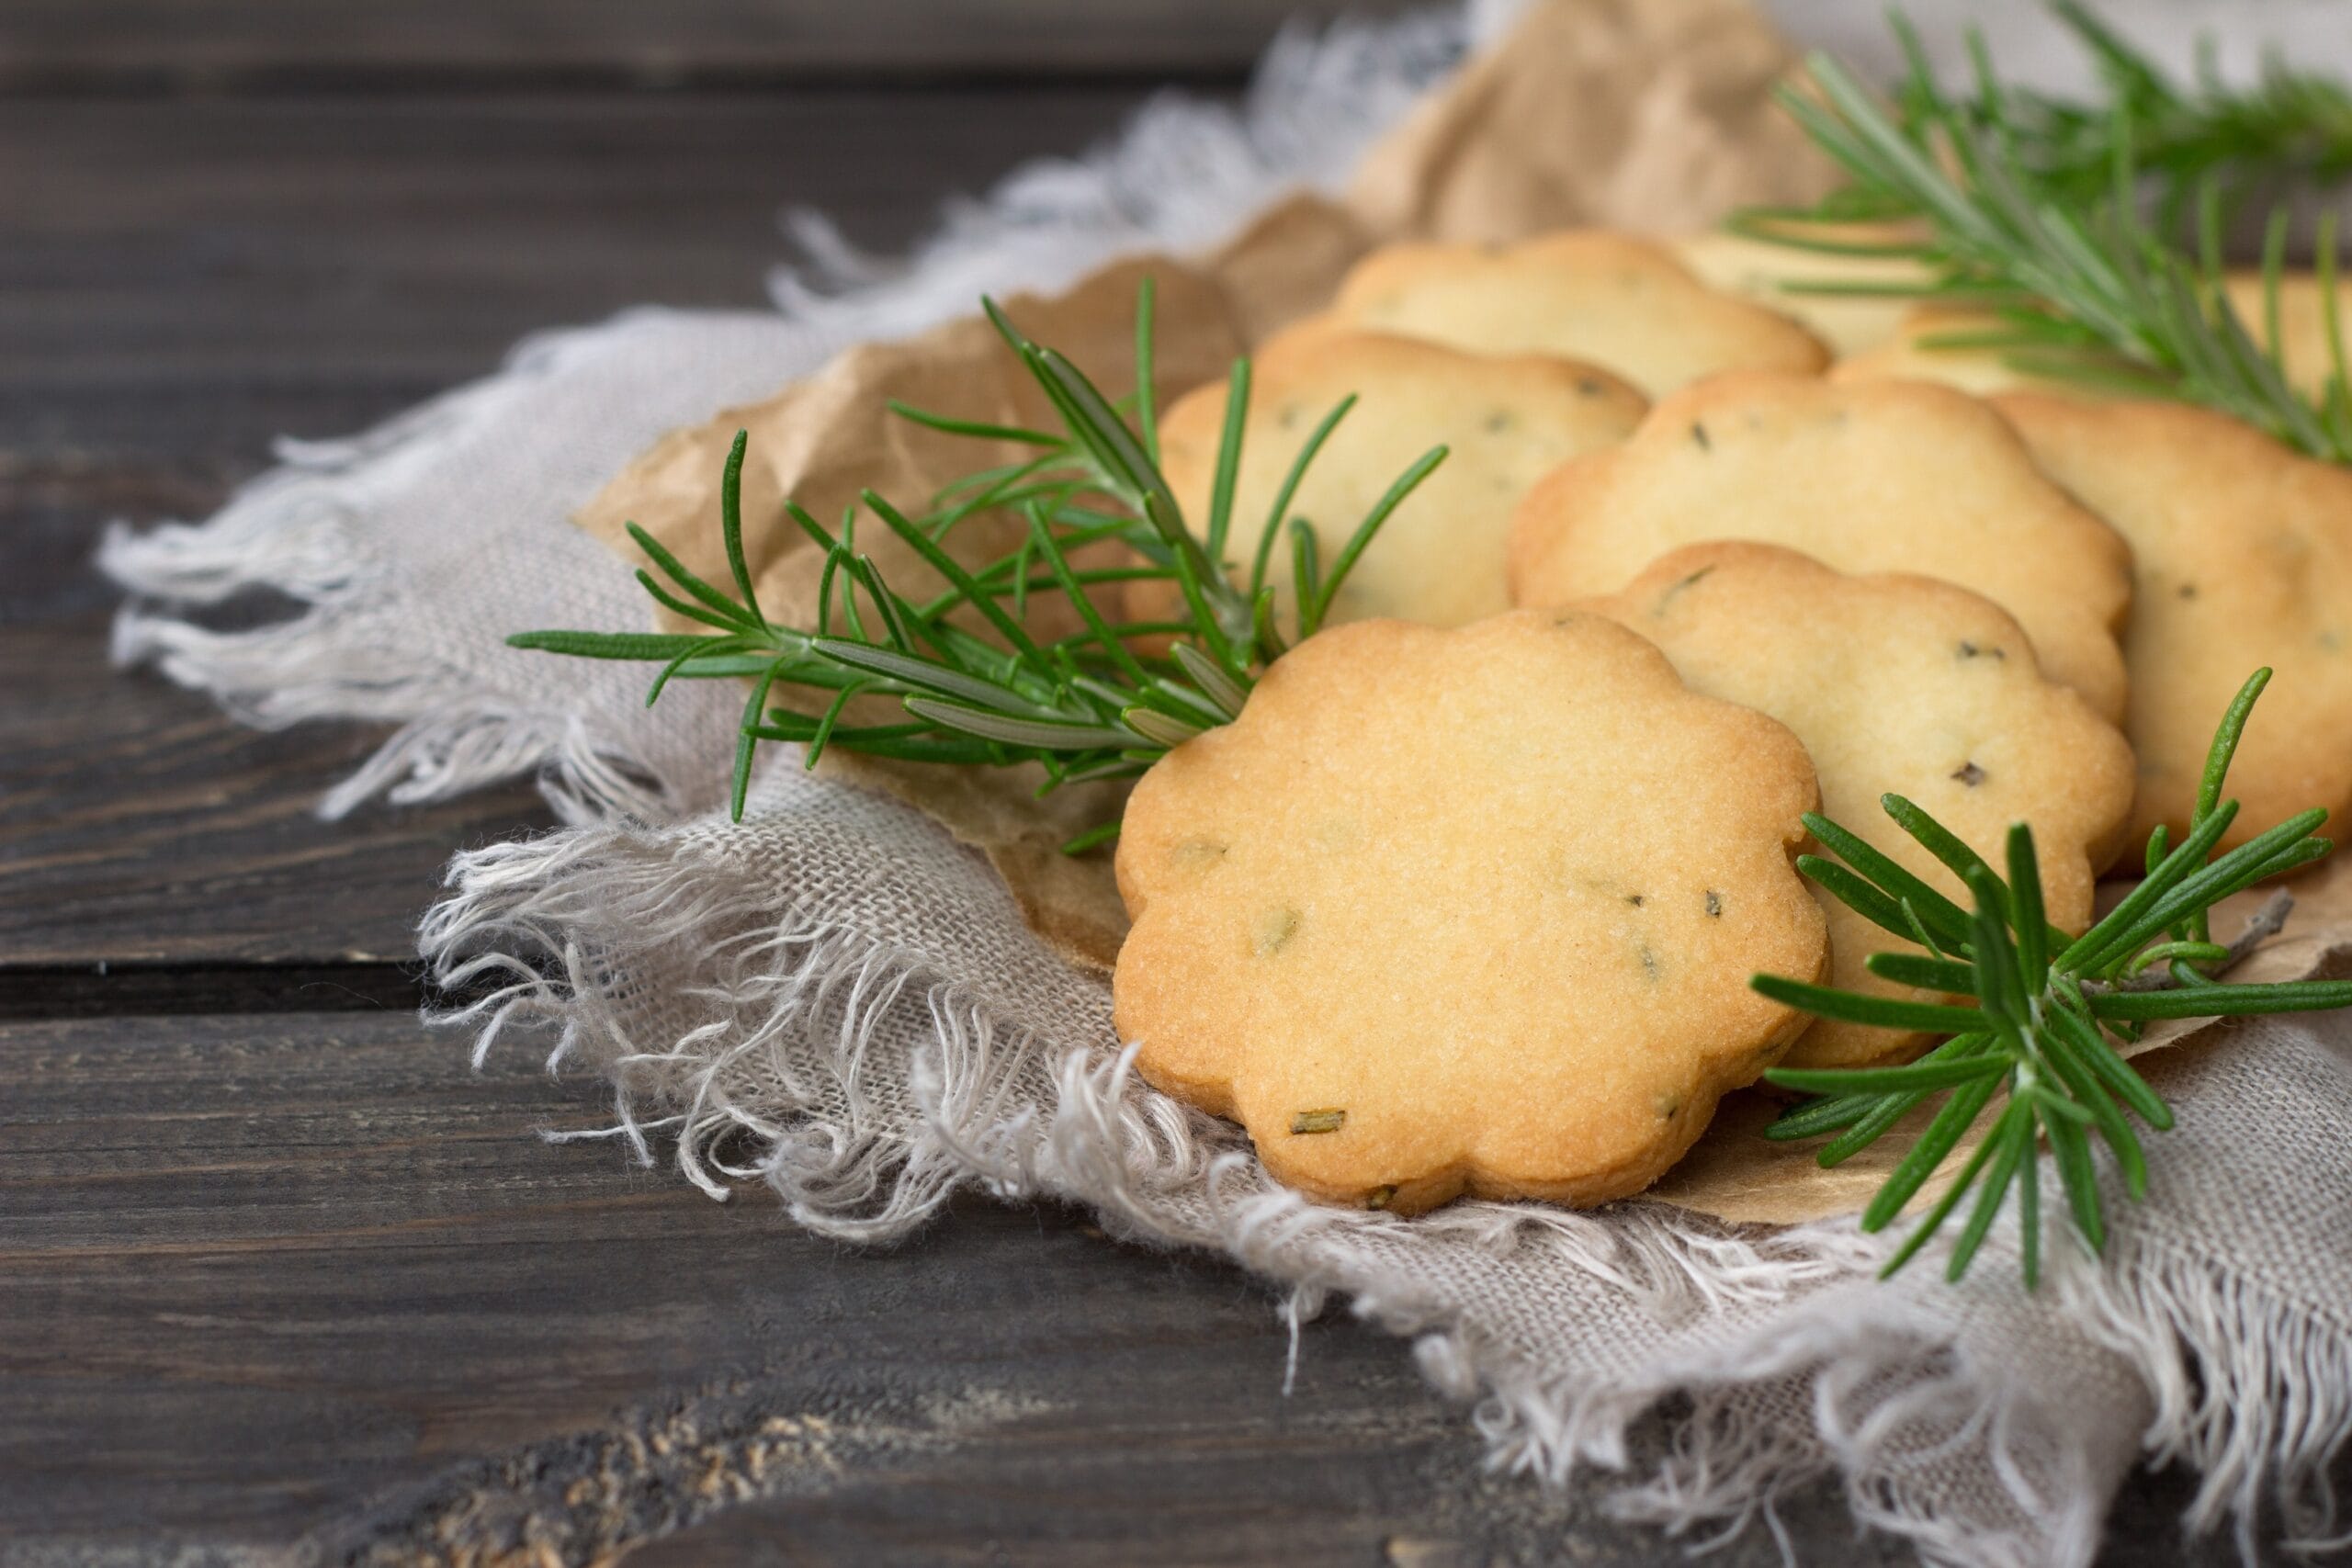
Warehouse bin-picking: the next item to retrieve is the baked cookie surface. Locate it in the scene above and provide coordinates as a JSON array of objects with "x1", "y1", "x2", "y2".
[
  {"x1": 1321, "y1": 231, "x2": 1828, "y2": 397},
  {"x1": 1996, "y1": 392, "x2": 2352, "y2": 851},
  {"x1": 1582, "y1": 543, "x2": 2135, "y2": 1068},
  {"x1": 1150, "y1": 324, "x2": 1646, "y2": 630},
  {"x1": 1113, "y1": 610, "x2": 1828, "y2": 1214},
  {"x1": 1508, "y1": 371, "x2": 2134, "y2": 722}
]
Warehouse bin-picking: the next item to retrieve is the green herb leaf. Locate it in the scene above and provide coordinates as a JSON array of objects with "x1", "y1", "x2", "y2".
[
  {"x1": 513, "y1": 278, "x2": 1430, "y2": 853},
  {"x1": 1749, "y1": 976, "x2": 1986, "y2": 1034},
  {"x1": 1738, "y1": 26, "x2": 2352, "y2": 464},
  {"x1": 1757, "y1": 657, "x2": 2346, "y2": 1288}
]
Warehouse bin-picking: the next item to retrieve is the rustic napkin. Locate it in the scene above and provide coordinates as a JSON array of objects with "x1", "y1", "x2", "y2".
[{"x1": 104, "y1": 1, "x2": 2352, "y2": 1562}]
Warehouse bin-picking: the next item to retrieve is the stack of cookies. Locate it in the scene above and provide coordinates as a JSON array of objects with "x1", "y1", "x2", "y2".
[{"x1": 1112, "y1": 230, "x2": 2352, "y2": 1215}]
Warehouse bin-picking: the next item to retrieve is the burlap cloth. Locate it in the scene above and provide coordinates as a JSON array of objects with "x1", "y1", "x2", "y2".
[{"x1": 103, "y1": 2, "x2": 2352, "y2": 1561}]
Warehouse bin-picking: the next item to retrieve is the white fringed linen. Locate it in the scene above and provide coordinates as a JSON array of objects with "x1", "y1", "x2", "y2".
[{"x1": 104, "y1": 4, "x2": 2352, "y2": 1562}]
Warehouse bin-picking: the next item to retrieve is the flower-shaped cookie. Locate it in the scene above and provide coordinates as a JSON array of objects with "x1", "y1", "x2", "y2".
[
  {"x1": 1998, "y1": 392, "x2": 2352, "y2": 852},
  {"x1": 1583, "y1": 542, "x2": 2135, "y2": 1068},
  {"x1": 1322, "y1": 231, "x2": 1829, "y2": 397},
  {"x1": 1507, "y1": 371, "x2": 2135, "y2": 723},
  {"x1": 1113, "y1": 610, "x2": 1828, "y2": 1214},
  {"x1": 1148, "y1": 322, "x2": 1646, "y2": 632}
]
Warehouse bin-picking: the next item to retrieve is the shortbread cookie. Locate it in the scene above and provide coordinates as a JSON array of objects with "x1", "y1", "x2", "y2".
[
  {"x1": 1996, "y1": 392, "x2": 2352, "y2": 850},
  {"x1": 1673, "y1": 228, "x2": 1931, "y2": 356},
  {"x1": 1321, "y1": 231, "x2": 1829, "y2": 397},
  {"x1": 1148, "y1": 324, "x2": 1647, "y2": 630},
  {"x1": 1838, "y1": 276, "x2": 2352, "y2": 400},
  {"x1": 1508, "y1": 371, "x2": 2134, "y2": 722},
  {"x1": 1583, "y1": 543, "x2": 2135, "y2": 1068},
  {"x1": 1114, "y1": 610, "x2": 1828, "y2": 1214}
]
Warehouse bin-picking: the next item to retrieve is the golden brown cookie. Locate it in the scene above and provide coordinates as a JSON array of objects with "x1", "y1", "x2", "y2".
[
  {"x1": 1996, "y1": 392, "x2": 2352, "y2": 852},
  {"x1": 1508, "y1": 371, "x2": 2134, "y2": 722},
  {"x1": 1581, "y1": 543, "x2": 2136, "y2": 1068},
  {"x1": 1148, "y1": 323, "x2": 1647, "y2": 630},
  {"x1": 1114, "y1": 609, "x2": 1829, "y2": 1214},
  {"x1": 1672, "y1": 227, "x2": 1931, "y2": 357},
  {"x1": 1319, "y1": 231, "x2": 1829, "y2": 397}
]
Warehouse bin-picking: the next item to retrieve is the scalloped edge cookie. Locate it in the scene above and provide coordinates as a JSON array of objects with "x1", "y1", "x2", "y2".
[
  {"x1": 1581, "y1": 542, "x2": 2135, "y2": 1067},
  {"x1": 1114, "y1": 609, "x2": 1828, "y2": 1213},
  {"x1": 1508, "y1": 370, "x2": 2134, "y2": 723}
]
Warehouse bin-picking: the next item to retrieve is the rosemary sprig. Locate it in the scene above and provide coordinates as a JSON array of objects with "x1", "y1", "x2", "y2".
[
  {"x1": 1753, "y1": 669, "x2": 2352, "y2": 1286},
  {"x1": 509, "y1": 283, "x2": 1444, "y2": 838},
  {"x1": 1915, "y1": 4, "x2": 2352, "y2": 229},
  {"x1": 1737, "y1": 11, "x2": 2352, "y2": 463}
]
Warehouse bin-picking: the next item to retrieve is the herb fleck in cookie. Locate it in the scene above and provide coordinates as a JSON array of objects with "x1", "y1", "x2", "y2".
[
  {"x1": 1996, "y1": 392, "x2": 2352, "y2": 850},
  {"x1": 1148, "y1": 324, "x2": 1646, "y2": 629},
  {"x1": 1508, "y1": 371, "x2": 2134, "y2": 722},
  {"x1": 1113, "y1": 610, "x2": 1828, "y2": 1213},
  {"x1": 1319, "y1": 231, "x2": 1828, "y2": 397},
  {"x1": 1582, "y1": 543, "x2": 2134, "y2": 1068}
]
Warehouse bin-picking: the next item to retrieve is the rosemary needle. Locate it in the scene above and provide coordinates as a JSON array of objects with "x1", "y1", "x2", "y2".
[
  {"x1": 508, "y1": 278, "x2": 1443, "y2": 840},
  {"x1": 1737, "y1": 9, "x2": 2352, "y2": 464},
  {"x1": 1755, "y1": 669, "x2": 2352, "y2": 1286}
]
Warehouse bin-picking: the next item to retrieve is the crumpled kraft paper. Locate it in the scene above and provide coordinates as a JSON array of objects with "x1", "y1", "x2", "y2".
[{"x1": 572, "y1": 0, "x2": 2349, "y2": 1224}]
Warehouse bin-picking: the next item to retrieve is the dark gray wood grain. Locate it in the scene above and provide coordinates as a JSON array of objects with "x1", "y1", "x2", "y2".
[
  {"x1": 0, "y1": 457, "x2": 557, "y2": 970},
  {"x1": 0, "y1": 91, "x2": 1150, "y2": 457},
  {"x1": 0, "y1": 1010, "x2": 1896, "y2": 1568},
  {"x1": 0, "y1": 85, "x2": 1150, "y2": 966},
  {"x1": 0, "y1": 0, "x2": 1414, "y2": 90},
  {"x1": 0, "y1": 1010, "x2": 2275, "y2": 1567}
]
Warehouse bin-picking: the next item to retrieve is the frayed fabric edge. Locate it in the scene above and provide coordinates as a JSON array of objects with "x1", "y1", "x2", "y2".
[
  {"x1": 414, "y1": 813, "x2": 2313, "y2": 1567},
  {"x1": 2069, "y1": 1237, "x2": 2352, "y2": 1558},
  {"x1": 419, "y1": 818, "x2": 1091, "y2": 1239},
  {"x1": 97, "y1": 312, "x2": 709, "y2": 826}
]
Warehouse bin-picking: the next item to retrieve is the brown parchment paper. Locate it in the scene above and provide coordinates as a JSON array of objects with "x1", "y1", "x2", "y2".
[{"x1": 574, "y1": 0, "x2": 2352, "y2": 1224}]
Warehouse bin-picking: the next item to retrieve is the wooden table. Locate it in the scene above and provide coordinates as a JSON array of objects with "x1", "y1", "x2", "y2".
[{"x1": 0, "y1": 6, "x2": 2262, "y2": 1562}]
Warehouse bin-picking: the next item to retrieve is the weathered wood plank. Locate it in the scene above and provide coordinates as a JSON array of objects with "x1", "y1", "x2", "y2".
[
  {"x1": 0, "y1": 1010, "x2": 2274, "y2": 1566},
  {"x1": 0, "y1": 615, "x2": 554, "y2": 968},
  {"x1": 0, "y1": 1, "x2": 1412, "y2": 91},
  {"x1": 0, "y1": 91, "x2": 1151, "y2": 457},
  {"x1": 0, "y1": 963, "x2": 426, "y2": 1020},
  {"x1": 0, "y1": 1010, "x2": 1889, "y2": 1568},
  {"x1": 0, "y1": 460, "x2": 555, "y2": 969},
  {"x1": 0, "y1": 88, "x2": 1155, "y2": 969}
]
